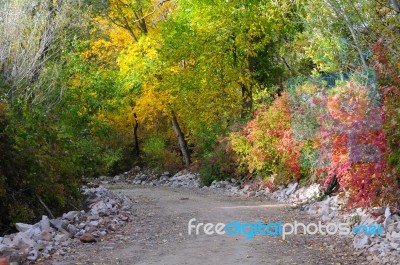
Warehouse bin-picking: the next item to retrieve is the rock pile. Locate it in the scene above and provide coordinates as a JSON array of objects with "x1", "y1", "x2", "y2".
[
  {"x1": 0, "y1": 186, "x2": 133, "y2": 264},
  {"x1": 207, "y1": 179, "x2": 241, "y2": 195},
  {"x1": 349, "y1": 207, "x2": 400, "y2": 264},
  {"x1": 98, "y1": 168, "x2": 201, "y2": 189},
  {"x1": 99, "y1": 169, "x2": 272, "y2": 198},
  {"x1": 301, "y1": 196, "x2": 400, "y2": 264},
  {"x1": 271, "y1": 183, "x2": 400, "y2": 264},
  {"x1": 202, "y1": 178, "x2": 270, "y2": 198},
  {"x1": 98, "y1": 168, "x2": 322, "y2": 201},
  {"x1": 204, "y1": 178, "x2": 321, "y2": 202},
  {"x1": 168, "y1": 170, "x2": 201, "y2": 188}
]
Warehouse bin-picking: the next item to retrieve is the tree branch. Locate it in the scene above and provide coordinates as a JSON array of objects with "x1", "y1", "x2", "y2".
[
  {"x1": 131, "y1": 0, "x2": 171, "y2": 24},
  {"x1": 376, "y1": 0, "x2": 400, "y2": 14},
  {"x1": 38, "y1": 196, "x2": 55, "y2": 219}
]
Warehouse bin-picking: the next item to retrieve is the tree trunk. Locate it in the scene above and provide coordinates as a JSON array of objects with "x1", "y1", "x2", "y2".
[
  {"x1": 133, "y1": 113, "x2": 140, "y2": 157},
  {"x1": 240, "y1": 55, "x2": 255, "y2": 118},
  {"x1": 324, "y1": 175, "x2": 340, "y2": 196},
  {"x1": 391, "y1": 0, "x2": 400, "y2": 13},
  {"x1": 241, "y1": 83, "x2": 253, "y2": 118},
  {"x1": 277, "y1": 82, "x2": 284, "y2": 97},
  {"x1": 171, "y1": 111, "x2": 191, "y2": 167}
]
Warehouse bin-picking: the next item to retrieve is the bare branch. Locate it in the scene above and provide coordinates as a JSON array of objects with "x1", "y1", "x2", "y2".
[
  {"x1": 0, "y1": 0, "x2": 86, "y2": 105},
  {"x1": 130, "y1": 0, "x2": 171, "y2": 24}
]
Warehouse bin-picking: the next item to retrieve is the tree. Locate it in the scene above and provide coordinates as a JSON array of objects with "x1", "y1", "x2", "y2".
[
  {"x1": 0, "y1": 0, "x2": 86, "y2": 105},
  {"x1": 292, "y1": 0, "x2": 381, "y2": 73}
]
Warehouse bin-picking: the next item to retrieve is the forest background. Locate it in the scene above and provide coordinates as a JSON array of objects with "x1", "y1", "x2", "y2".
[{"x1": 1, "y1": 0, "x2": 400, "y2": 233}]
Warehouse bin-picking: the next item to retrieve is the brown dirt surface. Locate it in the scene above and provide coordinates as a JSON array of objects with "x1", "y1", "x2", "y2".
[{"x1": 36, "y1": 185, "x2": 369, "y2": 265}]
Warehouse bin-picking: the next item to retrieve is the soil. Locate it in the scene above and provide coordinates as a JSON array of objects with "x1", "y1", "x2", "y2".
[{"x1": 36, "y1": 184, "x2": 369, "y2": 265}]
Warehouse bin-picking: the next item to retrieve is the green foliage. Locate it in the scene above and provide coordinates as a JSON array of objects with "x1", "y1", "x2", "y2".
[
  {"x1": 374, "y1": 41, "x2": 400, "y2": 185},
  {"x1": 0, "y1": 102, "x2": 83, "y2": 232},
  {"x1": 0, "y1": 37, "x2": 131, "y2": 233},
  {"x1": 2, "y1": 0, "x2": 400, "y2": 233},
  {"x1": 198, "y1": 137, "x2": 238, "y2": 186},
  {"x1": 7, "y1": 204, "x2": 36, "y2": 226},
  {"x1": 298, "y1": 140, "x2": 318, "y2": 183},
  {"x1": 142, "y1": 135, "x2": 182, "y2": 174},
  {"x1": 190, "y1": 121, "x2": 238, "y2": 186},
  {"x1": 142, "y1": 136, "x2": 166, "y2": 161},
  {"x1": 310, "y1": 192, "x2": 326, "y2": 203}
]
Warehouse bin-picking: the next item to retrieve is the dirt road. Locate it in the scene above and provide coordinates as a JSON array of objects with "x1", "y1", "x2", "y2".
[{"x1": 43, "y1": 185, "x2": 367, "y2": 265}]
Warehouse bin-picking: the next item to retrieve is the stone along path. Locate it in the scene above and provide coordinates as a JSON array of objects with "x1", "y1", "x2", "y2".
[{"x1": 39, "y1": 185, "x2": 367, "y2": 265}]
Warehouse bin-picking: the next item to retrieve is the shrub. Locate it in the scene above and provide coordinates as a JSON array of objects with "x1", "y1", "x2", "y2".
[
  {"x1": 190, "y1": 121, "x2": 239, "y2": 186},
  {"x1": 296, "y1": 68, "x2": 399, "y2": 207},
  {"x1": 142, "y1": 135, "x2": 182, "y2": 174},
  {"x1": 229, "y1": 92, "x2": 303, "y2": 185},
  {"x1": 0, "y1": 98, "x2": 129, "y2": 233},
  {"x1": 199, "y1": 136, "x2": 238, "y2": 186}
]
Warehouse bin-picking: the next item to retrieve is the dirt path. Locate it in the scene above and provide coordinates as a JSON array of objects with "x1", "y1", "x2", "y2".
[{"x1": 42, "y1": 185, "x2": 368, "y2": 265}]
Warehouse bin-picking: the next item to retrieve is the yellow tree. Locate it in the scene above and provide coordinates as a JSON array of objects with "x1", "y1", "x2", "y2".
[
  {"x1": 83, "y1": 0, "x2": 192, "y2": 165},
  {"x1": 80, "y1": 0, "x2": 297, "y2": 169}
]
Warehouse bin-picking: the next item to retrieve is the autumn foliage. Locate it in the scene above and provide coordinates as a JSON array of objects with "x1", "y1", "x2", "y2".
[
  {"x1": 1, "y1": 0, "x2": 400, "y2": 233},
  {"x1": 229, "y1": 93, "x2": 302, "y2": 185},
  {"x1": 229, "y1": 68, "x2": 400, "y2": 207}
]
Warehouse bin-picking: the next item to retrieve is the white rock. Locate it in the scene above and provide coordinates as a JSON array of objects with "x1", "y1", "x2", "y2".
[
  {"x1": 387, "y1": 223, "x2": 396, "y2": 234},
  {"x1": 37, "y1": 231, "x2": 52, "y2": 241},
  {"x1": 62, "y1": 211, "x2": 79, "y2": 221},
  {"x1": 390, "y1": 231, "x2": 400, "y2": 241},
  {"x1": 67, "y1": 224, "x2": 77, "y2": 235},
  {"x1": 89, "y1": 221, "x2": 99, "y2": 227},
  {"x1": 303, "y1": 184, "x2": 321, "y2": 199},
  {"x1": 27, "y1": 248, "x2": 38, "y2": 261},
  {"x1": 307, "y1": 204, "x2": 318, "y2": 215},
  {"x1": 2, "y1": 237, "x2": 12, "y2": 245},
  {"x1": 255, "y1": 191, "x2": 264, "y2": 197},
  {"x1": 321, "y1": 214, "x2": 331, "y2": 222},
  {"x1": 318, "y1": 197, "x2": 332, "y2": 216},
  {"x1": 15, "y1": 223, "x2": 32, "y2": 232},
  {"x1": 90, "y1": 201, "x2": 108, "y2": 215},
  {"x1": 360, "y1": 215, "x2": 377, "y2": 227},
  {"x1": 25, "y1": 226, "x2": 41, "y2": 239},
  {"x1": 50, "y1": 219, "x2": 67, "y2": 231},
  {"x1": 390, "y1": 242, "x2": 399, "y2": 249},
  {"x1": 13, "y1": 232, "x2": 36, "y2": 249},
  {"x1": 353, "y1": 235, "x2": 371, "y2": 249},
  {"x1": 285, "y1": 182, "x2": 298, "y2": 195},
  {"x1": 88, "y1": 216, "x2": 99, "y2": 224},
  {"x1": 0, "y1": 243, "x2": 6, "y2": 252},
  {"x1": 248, "y1": 191, "x2": 256, "y2": 197},
  {"x1": 385, "y1": 207, "x2": 391, "y2": 219},
  {"x1": 41, "y1": 215, "x2": 51, "y2": 232},
  {"x1": 272, "y1": 189, "x2": 286, "y2": 201},
  {"x1": 54, "y1": 233, "x2": 69, "y2": 243}
]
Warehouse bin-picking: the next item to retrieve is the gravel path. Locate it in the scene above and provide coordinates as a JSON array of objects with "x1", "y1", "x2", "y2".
[{"x1": 39, "y1": 185, "x2": 368, "y2": 265}]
